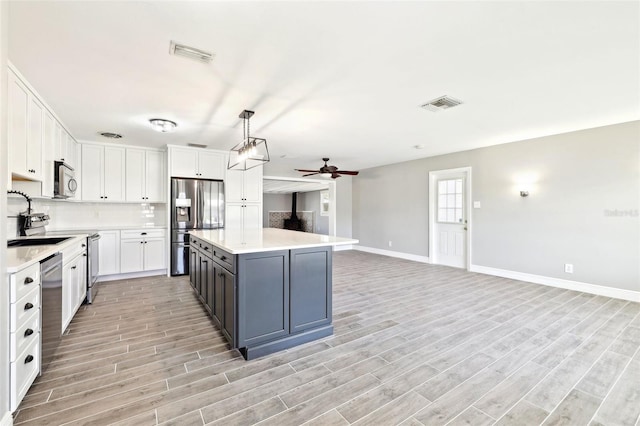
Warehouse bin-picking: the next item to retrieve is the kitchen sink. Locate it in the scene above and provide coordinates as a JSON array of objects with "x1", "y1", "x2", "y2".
[{"x1": 7, "y1": 237, "x2": 71, "y2": 248}]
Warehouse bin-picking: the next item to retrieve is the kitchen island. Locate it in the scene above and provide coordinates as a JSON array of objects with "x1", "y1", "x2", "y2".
[{"x1": 188, "y1": 228, "x2": 357, "y2": 360}]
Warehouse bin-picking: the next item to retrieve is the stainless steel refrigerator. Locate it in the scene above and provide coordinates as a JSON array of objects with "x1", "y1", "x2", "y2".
[{"x1": 171, "y1": 178, "x2": 225, "y2": 275}]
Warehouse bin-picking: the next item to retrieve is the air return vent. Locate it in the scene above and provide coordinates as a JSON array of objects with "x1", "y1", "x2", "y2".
[
  {"x1": 188, "y1": 143, "x2": 208, "y2": 149},
  {"x1": 169, "y1": 41, "x2": 214, "y2": 64},
  {"x1": 420, "y1": 95, "x2": 463, "y2": 112}
]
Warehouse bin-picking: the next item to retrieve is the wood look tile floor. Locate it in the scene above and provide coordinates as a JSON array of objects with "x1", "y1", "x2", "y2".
[{"x1": 14, "y1": 251, "x2": 640, "y2": 426}]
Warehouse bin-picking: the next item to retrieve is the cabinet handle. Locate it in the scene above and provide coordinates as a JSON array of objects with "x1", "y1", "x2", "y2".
[
  {"x1": 61, "y1": 158, "x2": 65, "y2": 161},
  {"x1": 140, "y1": 241, "x2": 144, "y2": 244},
  {"x1": 71, "y1": 266, "x2": 77, "y2": 270},
  {"x1": 24, "y1": 355, "x2": 34, "y2": 364},
  {"x1": 24, "y1": 328, "x2": 34, "y2": 337},
  {"x1": 82, "y1": 244, "x2": 86, "y2": 247},
  {"x1": 24, "y1": 302, "x2": 34, "y2": 310},
  {"x1": 220, "y1": 256, "x2": 226, "y2": 261},
  {"x1": 105, "y1": 196, "x2": 108, "y2": 199},
  {"x1": 24, "y1": 277, "x2": 34, "y2": 285},
  {"x1": 83, "y1": 253, "x2": 87, "y2": 257},
  {"x1": 204, "y1": 246, "x2": 209, "y2": 251},
  {"x1": 141, "y1": 232, "x2": 147, "y2": 235}
]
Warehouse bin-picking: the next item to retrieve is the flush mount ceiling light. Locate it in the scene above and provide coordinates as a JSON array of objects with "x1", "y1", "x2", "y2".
[
  {"x1": 227, "y1": 110, "x2": 270, "y2": 171},
  {"x1": 169, "y1": 41, "x2": 214, "y2": 64},
  {"x1": 421, "y1": 95, "x2": 463, "y2": 112},
  {"x1": 149, "y1": 118, "x2": 177, "y2": 133},
  {"x1": 99, "y1": 132, "x2": 123, "y2": 139}
]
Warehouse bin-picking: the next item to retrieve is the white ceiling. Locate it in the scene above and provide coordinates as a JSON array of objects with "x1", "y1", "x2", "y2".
[{"x1": 7, "y1": 1, "x2": 640, "y2": 175}]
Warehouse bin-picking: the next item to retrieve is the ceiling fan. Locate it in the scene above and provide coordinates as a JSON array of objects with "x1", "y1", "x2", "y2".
[{"x1": 295, "y1": 158, "x2": 359, "y2": 179}]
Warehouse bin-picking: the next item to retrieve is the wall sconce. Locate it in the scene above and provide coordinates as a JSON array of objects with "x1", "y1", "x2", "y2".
[{"x1": 520, "y1": 190, "x2": 529, "y2": 197}]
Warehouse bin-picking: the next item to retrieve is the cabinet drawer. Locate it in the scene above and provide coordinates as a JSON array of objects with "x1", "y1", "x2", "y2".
[
  {"x1": 121, "y1": 229, "x2": 165, "y2": 239},
  {"x1": 62, "y1": 240, "x2": 86, "y2": 264},
  {"x1": 11, "y1": 286, "x2": 40, "y2": 331},
  {"x1": 214, "y1": 248, "x2": 234, "y2": 272},
  {"x1": 10, "y1": 311, "x2": 39, "y2": 362},
  {"x1": 197, "y1": 240, "x2": 213, "y2": 255},
  {"x1": 10, "y1": 337, "x2": 40, "y2": 412},
  {"x1": 10, "y1": 263, "x2": 40, "y2": 303}
]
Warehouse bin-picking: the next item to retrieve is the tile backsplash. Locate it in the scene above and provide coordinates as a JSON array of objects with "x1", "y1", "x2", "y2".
[{"x1": 7, "y1": 197, "x2": 166, "y2": 237}]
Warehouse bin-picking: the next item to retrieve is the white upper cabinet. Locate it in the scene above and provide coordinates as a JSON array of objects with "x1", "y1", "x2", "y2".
[
  {"x1": 169, "y1": 146, "x2": 225, "y2": 180},
  {"x1": 81, "y1": 144, "x2": 125, "y2": 202},
  {"x1": 225, "y1": 166, "x2": 262, "y2": 204},
  {"x1": 225, "y1": 166, "x2": 263, "y2": 228},
  {"x1": 8, "y1": 64, "x2": 78, "y2": 192},
  {"x1": 8, "y1": 69, "x2": 42, "y2": 181},
  {"x1": 125, "y1": 148, "x2": 165, "y2": 202}
]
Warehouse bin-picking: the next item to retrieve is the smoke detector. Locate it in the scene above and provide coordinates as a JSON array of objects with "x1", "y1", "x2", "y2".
[
  {"x1": 169, "y1": 41, "x2": 214, "y2": 64},
  {"x1": 420, "y1": 95, "x2": 463, "y2": 112}
]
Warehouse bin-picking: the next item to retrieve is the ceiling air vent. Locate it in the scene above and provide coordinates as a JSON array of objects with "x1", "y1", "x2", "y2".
[
  {"x1": 99, "y1": 132, "x2": 123, "y2": 139},
  {"x1": 169, "y1": 41, "x2": 214, "y2": 64},
  {"x1": 420, "y1": 95, "x2": 463, "y2": 112},
  {"x1": 188, "y1": 143, "x2": 208, "y2": 149}
]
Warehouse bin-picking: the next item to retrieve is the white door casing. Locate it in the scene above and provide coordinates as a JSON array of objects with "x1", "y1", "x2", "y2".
[{"x1": 429, "y1": 167, "x2": 472, "y2": 269}]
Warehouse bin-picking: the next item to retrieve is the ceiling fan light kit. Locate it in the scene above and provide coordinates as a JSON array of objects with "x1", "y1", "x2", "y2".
[{"x1": 228, "y1": 110, "x2": 270, "y2": 171}]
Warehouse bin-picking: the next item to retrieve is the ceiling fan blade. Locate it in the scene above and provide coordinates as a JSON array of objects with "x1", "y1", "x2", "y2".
[
  {"x1": 336, "y1": 170, "x2": 359, "y2": 175},
  {"x1": 302, "y1": 172, "x2": 319, "y2": 177},
  {"x1": 295, "y1": 169, "x2": 320, "y2": 173}
]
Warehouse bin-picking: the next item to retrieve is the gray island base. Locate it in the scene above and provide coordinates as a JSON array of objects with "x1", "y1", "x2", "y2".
[{"x1": 188, "y1": 228, "x2": 357, "y2": 360}]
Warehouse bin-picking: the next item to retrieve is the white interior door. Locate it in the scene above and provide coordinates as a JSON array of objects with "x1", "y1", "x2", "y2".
[{"x1": 434, "y1": 173, "x2": 467, "y2": 268}]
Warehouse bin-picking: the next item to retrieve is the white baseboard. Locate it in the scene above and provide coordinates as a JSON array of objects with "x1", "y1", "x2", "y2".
[
  {"x1": 97, "y1": 269, "x2": 167, "y2": 283},
  {"x1": 353, "y1": 245, "x2": 430, "y2": 264},
  {"x1": 333, "y1": 244, "x2": 353, "y2": 251},
  {"x1": 470, "y1": 264, "x2": 640, "y2": 303},
  {"x1": 1, "y1": 411, "x2": 13, "y2": 426}
]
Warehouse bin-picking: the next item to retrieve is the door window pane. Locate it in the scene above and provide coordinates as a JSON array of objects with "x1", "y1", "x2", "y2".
[{"x1": 437, "y1": 178, "x2": 464, "y2": 223}]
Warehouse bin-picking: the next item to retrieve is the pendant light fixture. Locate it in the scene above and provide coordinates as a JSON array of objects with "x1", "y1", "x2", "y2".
[{"x1": 227, "y1": 110, "x2": 270, "y2": 171}]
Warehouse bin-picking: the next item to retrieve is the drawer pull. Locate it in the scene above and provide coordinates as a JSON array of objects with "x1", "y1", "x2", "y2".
[
  {"x1": 71, "y1": 266, "x2": 77, "y2": 270},
  {"x1": 24, "y1": 328, "x2": 34, "y2": 337},
  {"x1": 141, "y1": 232, "x2": 147, "y2": 236},
  {"x1": 220, "y1": 256, "x2": 227, "y2": 261},
  {"x1": 24, "y1": 277, "x2": 34, "y2": 285},
  {"x1": 24, "y1": 302, "x2": 34, "y2": 311},
  {"x1": 204, "y1": 246, "x2": 209, "y2": 251},
  {"x1": 24, "y1": 355, "x2": 34, "y2": 364}
]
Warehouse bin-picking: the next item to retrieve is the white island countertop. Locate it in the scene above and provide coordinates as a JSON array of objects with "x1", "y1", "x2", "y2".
[{"x1": 189, "y1": 228, "x2": 358, "y2": 254}]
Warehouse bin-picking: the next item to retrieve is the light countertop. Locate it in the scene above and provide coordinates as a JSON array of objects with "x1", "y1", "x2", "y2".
[
  {"x1": 7, "y1": 235, "x2": 87, "y2": 272},
  {"x1": 190, "y1": 228, "x2": 358, "y2": 254},
  {"x1": 47, "y1": 225, "x2": 166, "y2": 232}
]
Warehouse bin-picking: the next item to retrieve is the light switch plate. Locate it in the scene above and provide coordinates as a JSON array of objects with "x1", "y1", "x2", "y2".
[{"x1": 473, "y1": 201, "x2": 481, "y2": 209}]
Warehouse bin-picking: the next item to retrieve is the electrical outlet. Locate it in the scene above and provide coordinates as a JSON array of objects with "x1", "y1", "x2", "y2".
[
  {"x1": 388, "y1": 241, "x2": 392, "y2": 248},
  {"x1": 564, "y1": 264, "x2": 574, "y2": 274}
]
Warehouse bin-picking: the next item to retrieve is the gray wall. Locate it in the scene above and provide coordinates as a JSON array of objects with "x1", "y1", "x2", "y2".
[
  {"x1": 299, "y1": 190, "x2": 329, "y2": 235},
  {"x1": 1, "y1": 0, "x2": 10, "y2": 418},
  {"x1": 353, "y1": 121, "x2": 640, "y2": 292},
  {"x1": 336, "y1": 177, "x2": 352, "y2": 238},
  {"x1": 262, "y1": 193, "x2": 291, "y2": 228}
]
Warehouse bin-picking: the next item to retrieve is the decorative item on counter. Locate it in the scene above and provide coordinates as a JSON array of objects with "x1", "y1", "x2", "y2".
[{"x1": 227, "y1": 110, "x2": 270, "y2": 171}]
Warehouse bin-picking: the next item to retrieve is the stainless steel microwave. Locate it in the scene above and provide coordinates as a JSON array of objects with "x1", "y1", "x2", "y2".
[{"x1": 53, "y1": 161, "x2": 78, "y2": 199}]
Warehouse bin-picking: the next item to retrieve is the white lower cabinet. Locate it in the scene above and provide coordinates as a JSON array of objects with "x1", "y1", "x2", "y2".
[
  {"x1": 62, "y1": 241, "x2": 87, "y2": 332},
  {"x1": 98, "y1": 230, "x2": 120, "y2": 276},
  {"x1": 8, "y1": 263, "x2": 41, "y2": 412},
  {"x1": 120, "y1": 229, "x2": 166, "y2": 273}
]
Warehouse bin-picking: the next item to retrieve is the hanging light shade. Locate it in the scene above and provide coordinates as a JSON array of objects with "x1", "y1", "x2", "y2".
[{"x1": 227, "y1": 110, "x2": 270, "y2": 171}]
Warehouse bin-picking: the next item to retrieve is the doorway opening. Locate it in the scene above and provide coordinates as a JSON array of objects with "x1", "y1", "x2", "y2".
[
  {"x1": 429, "y1": 167, "x2": 472, "y2": 269},
  {"x1": 263, "y1": 176, "x2": 337, "y2": 236}
]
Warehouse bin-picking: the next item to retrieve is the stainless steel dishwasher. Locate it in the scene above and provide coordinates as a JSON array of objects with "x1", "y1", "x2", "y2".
[{"x1": 40, "y1": 253, "x2": 63, "y2": 373}]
